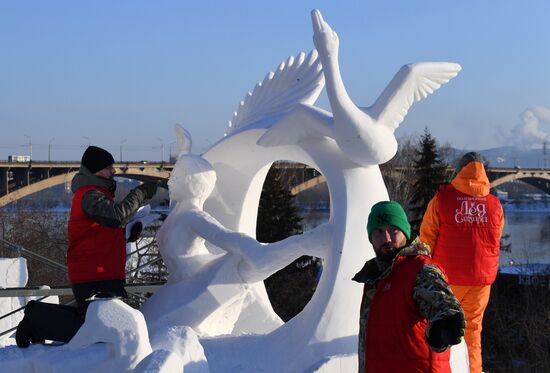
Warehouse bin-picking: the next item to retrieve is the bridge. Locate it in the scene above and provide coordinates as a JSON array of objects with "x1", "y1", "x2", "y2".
[
  {"x1": 289, "y1": 166, "x2": 550, "y2": 196},
  {"x1": 0, "y1": 161, "x2": 173, "y2": 207},
  {"x1": 486, "y1": 167, "x2": 550, "y2": 193},
  {"x1": 2, "y1": 160, "x2": 550, "y2": 207}
]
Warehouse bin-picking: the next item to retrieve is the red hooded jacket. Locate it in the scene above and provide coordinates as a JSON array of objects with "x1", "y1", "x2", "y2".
[{"x1": 420, "y1": 161, "x2": 504, "y2": 285}]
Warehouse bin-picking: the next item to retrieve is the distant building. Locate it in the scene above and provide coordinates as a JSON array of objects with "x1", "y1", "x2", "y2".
[{"x1": 8, "y1": 155, "x2": 31, "y2": 162}]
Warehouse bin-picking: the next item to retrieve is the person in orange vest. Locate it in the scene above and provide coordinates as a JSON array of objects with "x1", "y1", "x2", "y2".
[
  {"x1": 353, "y1": 201, "x2": 465, "y2": 372},
  {"x1": 420, "y1": 152, "x2": 504, "y2": 373}
]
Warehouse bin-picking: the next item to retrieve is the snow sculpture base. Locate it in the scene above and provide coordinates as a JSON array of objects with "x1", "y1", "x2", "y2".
[{"x1": 32, "y1": 299, "x2": 152, "y2": 373}]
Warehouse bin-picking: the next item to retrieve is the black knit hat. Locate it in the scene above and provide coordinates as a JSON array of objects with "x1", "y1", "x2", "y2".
[
  {"x1": 456, "y1": 152, "x2": 483, "y2": 173},
  {"x1": 81, "y1": 146, "x2": 115, "y2": 173}
]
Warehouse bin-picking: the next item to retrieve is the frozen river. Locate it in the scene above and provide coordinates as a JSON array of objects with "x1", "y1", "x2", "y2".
[
  {"x1": 302, "y1": 209, "x2": 550, "y2": 266},
  {"x1": 501, "y1": 210, "x2": 550, "y2": 265}
]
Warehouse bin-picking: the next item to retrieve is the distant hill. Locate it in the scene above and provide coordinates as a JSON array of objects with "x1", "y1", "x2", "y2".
[{"x1": 451, "y1": 146, "x2": 549, "y2": 169}]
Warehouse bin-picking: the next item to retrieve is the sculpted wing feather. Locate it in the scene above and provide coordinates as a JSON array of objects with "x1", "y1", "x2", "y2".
[
  {"x1": 226, "y1": 49, "x2": 325, "y2": 134},
  {"x1": 257, "y1": 104, "x2": 333, "y2": 147},
  {"x1": 364, "y1": 62, "x2": 461, "y2": 131},
  {"x1": 174, "y1": 123, "x2": 192, "y2": 156}
]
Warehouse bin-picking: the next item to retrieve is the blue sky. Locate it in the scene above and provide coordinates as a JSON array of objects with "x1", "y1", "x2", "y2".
[{"x1": 1, "y1": 1, "x2": 549, "y2": 161}]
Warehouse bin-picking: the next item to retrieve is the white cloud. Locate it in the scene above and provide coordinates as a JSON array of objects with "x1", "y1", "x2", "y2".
[{"x1": 509, "y1": 105, "x2": 550, "y2": 149}]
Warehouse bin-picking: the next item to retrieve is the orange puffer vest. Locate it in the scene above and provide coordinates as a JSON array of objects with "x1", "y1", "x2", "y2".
[
  {"x1": 67, "y1": 186, "x2": 126, "y2": 284},
  {"x1": 366, "y1": 254, "x2": 451, "y2": 373},
  {"x1": 433, "y1": 184, "x2": 502, "y2": 285}
]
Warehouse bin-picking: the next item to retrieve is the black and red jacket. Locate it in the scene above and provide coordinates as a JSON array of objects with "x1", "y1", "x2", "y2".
[{"x1": 67, "y1": 167, "x2": 148, "y2": 284}]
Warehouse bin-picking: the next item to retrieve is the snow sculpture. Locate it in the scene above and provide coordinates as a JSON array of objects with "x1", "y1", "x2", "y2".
[
  {"x1": 0, "y1": 258, "x2": 28, "y2": 342},
  {"x1": 0, "y1": 258, "x2": 59, "y2": 346},
  {"x1": 141, "y1": 125, "x2": 331, "y2": 337},
  {"x1": 32, "y1": 299, "x2": 152, "y2": 373},
  {"x1": 194, "y1": 9, "x2": 463, "y2": 372},
  {"x1": 134, "y1": 326, "x2": 208, "y2": 373}
]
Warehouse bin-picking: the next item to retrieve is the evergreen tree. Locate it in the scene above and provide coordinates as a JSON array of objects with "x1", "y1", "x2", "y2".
[
  {"x1": 257, "y1": 163, "x2": 321, "y2": 321},
  {"x1": 409, "y1": 127, "x2": 449, "y2": 238},
  {"x1": 256, "y1": 165, "x2": 303, "y2": 242}
]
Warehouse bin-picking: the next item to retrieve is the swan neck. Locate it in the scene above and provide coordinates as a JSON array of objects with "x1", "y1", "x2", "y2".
[{"x1": 321, "y1": 54, "x2": 355, "y2": 114}]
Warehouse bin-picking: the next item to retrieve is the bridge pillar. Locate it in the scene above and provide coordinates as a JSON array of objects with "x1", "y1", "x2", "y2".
[
  {"x1": 12, "y1": 168, "x2": 30, "y2": 188},
  {"x1": 0, "y1": 169, "x2": 7, "y2": 197},
  {"x1": 34, "y1": 168, "x2": 50, "y2": 181}
]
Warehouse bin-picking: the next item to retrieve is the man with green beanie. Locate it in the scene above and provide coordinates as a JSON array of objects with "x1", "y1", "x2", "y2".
[{"x1": 353, "y1": 201, "x2": 465, "y2": 372}]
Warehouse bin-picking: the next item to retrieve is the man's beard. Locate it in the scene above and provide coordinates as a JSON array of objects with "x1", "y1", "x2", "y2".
[{"x1": 375, "y1": 243, "x2": 401, "y2": 264}]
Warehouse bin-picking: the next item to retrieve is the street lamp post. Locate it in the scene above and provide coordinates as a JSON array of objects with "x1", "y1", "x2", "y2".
[
  {"x1": 157, "y1": 138, "x2": 164, "y2": 162},
  {"x1": 24, "y1": 135, "x2": 32, "y2": 160},
  {"x1": 168, "y1": 141, "x2": 177, "y2": 163},
  {"x1": 119, "y1": 139, "x2": 127, "y2": 162},
  {"x1": 48, "y1": 137, "x2": 55, "y2": 162}
]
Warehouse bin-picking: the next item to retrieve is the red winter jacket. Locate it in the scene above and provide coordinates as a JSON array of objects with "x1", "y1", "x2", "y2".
[
  {"x1": 420, "y1": 161, "x2": 504, "y2": 285},
  {"x1": 67, "y1": 167, "x2": 149, "y2": 284},
  {"x1": 68, "y1": 185, "x2": 126, "y2": 283},
  {"x1": 365, "y1": 254, "x2": 451, "y2": 372}
]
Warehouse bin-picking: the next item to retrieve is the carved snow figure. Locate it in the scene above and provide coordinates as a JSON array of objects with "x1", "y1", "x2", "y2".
[
  {"x1": 141, "y1": 125, "x2": 330, "y2": 338},
  {"x1": 194, "y1": 9, "x2": 467, "y2": 373}
]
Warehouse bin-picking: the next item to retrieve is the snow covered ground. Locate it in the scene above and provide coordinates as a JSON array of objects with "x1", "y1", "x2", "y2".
[{"x1": 0, "y1": 298, "x2": 469, "y2": 372}]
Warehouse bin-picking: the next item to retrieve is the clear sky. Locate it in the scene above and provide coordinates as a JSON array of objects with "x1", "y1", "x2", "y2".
[{"x1": 1, "y1": 0, "x2": 549, "y2": 161}]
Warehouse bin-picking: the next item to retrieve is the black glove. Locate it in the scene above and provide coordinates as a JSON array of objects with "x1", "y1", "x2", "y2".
[
  {"x1": 127, "y1": 221, "x2": 143, "y2": 243},
  {"x1": 138, "y1": 182, "x2": 157, "y2": 199},
  {"x1": 426, "y1": 312, "x2": 466, "y2": 350}
]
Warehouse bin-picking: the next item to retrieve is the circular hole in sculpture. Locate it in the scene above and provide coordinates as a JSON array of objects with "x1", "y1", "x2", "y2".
[{"x1": 257, "y1": 160, "x2": 329, "y2": 322}]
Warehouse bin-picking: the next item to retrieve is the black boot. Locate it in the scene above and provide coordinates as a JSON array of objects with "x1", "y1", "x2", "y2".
[
  {"x1": 16, "y1": 300, "x2": 84, "y2": 347},
  {"x1": 16, "y1": 301, "x2": 45, "y2": 348}
]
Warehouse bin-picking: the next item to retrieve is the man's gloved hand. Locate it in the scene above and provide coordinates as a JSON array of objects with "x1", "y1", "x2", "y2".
[
  {"x1": 127, "y1": 221, "x2": 143, "y2": 243},
  {"x1": 426, "y1": 312, "x2": 466, "y2": 351},
  {"x1": 138, "y1": 182, "x2": 157, "y2": 199}
]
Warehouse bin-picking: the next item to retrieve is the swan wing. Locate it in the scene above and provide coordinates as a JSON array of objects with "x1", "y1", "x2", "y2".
[
  {"x1": 227, "y1": 50, "x2": 325, "y2": 134},
  {"x1": 365, "y1": 62, "x2": 461, "y2": 131},
  {"x1": 257, "y1": 104, "x2": 333, "y2": 147}
]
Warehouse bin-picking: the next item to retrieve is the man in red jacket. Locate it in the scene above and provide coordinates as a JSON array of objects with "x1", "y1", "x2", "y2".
[
  {"x1": 353, "y1": 201, "x2": 465, "y2": 372},
  {"x1": 421, "y1": 152, "x2": 504, "y2": 373},
  {"x1": 16, "y1": 145, "x2": 157, "y2": 347}
]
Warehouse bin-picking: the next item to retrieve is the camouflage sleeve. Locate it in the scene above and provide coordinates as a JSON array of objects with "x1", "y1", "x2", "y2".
[
  {"x1": 81, "y1": 187, "x2": 148, "y2": 228},
  {"x1": 413, "y1": 263, "x2": 463, "y2": 329}
]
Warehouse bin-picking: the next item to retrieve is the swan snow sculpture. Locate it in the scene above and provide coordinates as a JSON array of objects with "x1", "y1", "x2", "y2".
[
  {"x1": 141, "y1": 125, "x2": 331, "y2": 337},
  {"x1": 258, "y1": 10, "x2": 462, "y2": 167},
  {"x1": 191, "y1": 9, "x2": 466, "y2": 373}
]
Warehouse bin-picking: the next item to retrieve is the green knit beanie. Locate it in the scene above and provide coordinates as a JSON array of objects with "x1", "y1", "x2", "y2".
[{"x1": 367, "y1": 201, "x2": 411, "y2": 242}]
